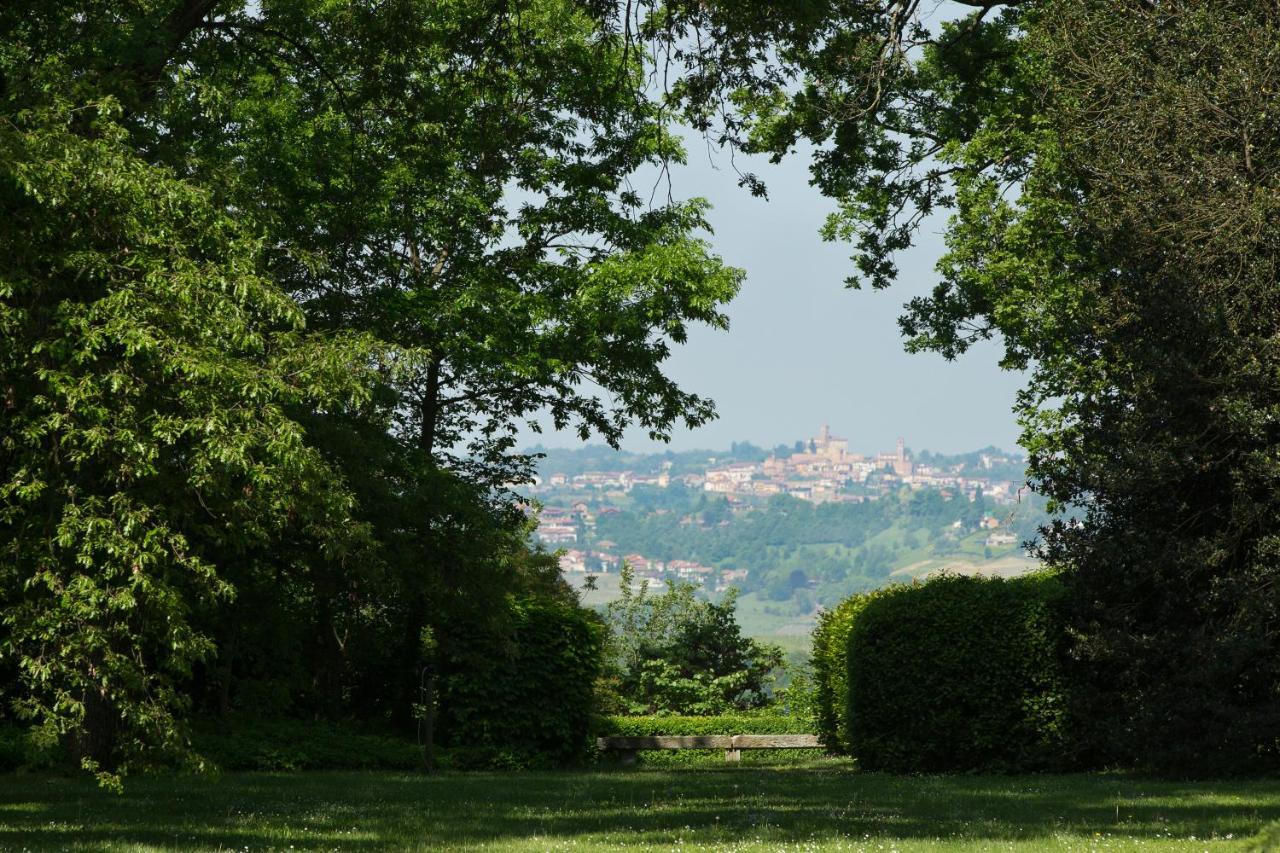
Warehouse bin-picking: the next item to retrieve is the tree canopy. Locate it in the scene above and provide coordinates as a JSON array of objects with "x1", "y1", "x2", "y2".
[
  {"x1": 650, "y1": 0, "x2": 1280, "y2": 770},
  {"x1": 1, "y1": 0, "x2": 741, "y2": 780}
]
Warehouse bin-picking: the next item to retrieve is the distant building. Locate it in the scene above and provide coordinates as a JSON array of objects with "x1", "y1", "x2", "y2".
[{"x1": 875, "y1": 437, "x2": 914, "y2": 477}]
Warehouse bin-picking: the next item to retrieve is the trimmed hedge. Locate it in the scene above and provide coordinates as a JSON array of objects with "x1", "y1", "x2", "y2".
[
  {"x1": 595, "y1": 713, "x2": 820, "y2": 766},
  {"x1": 596, "y1": 712, "x2": 813, "y2": 738},
  {"x1": 846, "y1": 572, "x2": 1072, "y2": 772},
  {"x1": 810, "y1": 589, "x2": 890, "y2": 753},
  {"x1": 438, "y1": 597, "x2": 602, "y2": 767}
]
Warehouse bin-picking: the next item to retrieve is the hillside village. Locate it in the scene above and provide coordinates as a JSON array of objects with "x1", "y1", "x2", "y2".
[{"x1": 527, "y1": 426, "x2": 1029, "y2": 592}]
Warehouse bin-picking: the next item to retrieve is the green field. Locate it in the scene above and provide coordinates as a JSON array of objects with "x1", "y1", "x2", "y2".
[{"x1": 3, "y1": 764, "x2": 1278, "y2": 850}]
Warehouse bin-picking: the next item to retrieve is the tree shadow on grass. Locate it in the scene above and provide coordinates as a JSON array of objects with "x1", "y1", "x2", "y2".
[{"x1": 2, "y1": 765, "x2": 1279, "y2": 849}]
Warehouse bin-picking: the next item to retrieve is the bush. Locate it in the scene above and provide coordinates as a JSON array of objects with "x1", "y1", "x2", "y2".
[
  {"x1": 0, "y1": 724, "x2": 63, "y2": 772},
  {"x1": 437, "y1": 597, "x2": 602, "y2": 766},
  {"x1": 594, "y1": 712, "x2": 820, "y2": 766},
  {"x1": 595, "y1": 712, "x2": 813, "y2": 738},
  {"x1": 810, "y1": 589, "x2": 890, "y2": 753},
  {"x1": 602, "y1": 571, "x2": 783, "y2": 715},
  {"x1": 846, "y1": 572, "x2": 1072, "y2": 772},
  {"x1": 192, "y1": 719, "x2": 421, "y2": 771}
]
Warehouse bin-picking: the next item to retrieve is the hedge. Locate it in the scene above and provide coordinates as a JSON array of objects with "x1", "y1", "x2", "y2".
[
  {"x1": 437, "y1": 596, "x2": 603, "y2": 767},
  {"x1": 594, "y1": 713, "x2": 820, "y2": 766},
  {"x1": 846, "y1": 572, "x2": 1072, "y2": 772},
  {"x1": 595, "y1": 712, "x2": 813, "y2": 738},
  {"x1": 810, "y1": 589, "x2": 891, "y2": 753}
]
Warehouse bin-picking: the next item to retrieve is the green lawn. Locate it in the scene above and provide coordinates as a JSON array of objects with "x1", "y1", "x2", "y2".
[{"x1": 3, "y1": 761, "x2": 1278, "y2": 851}]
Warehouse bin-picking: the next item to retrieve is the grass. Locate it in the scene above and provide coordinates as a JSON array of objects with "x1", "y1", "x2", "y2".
[{"x1": 3, "y1": 760, "x2": 1279, "y2": 850}]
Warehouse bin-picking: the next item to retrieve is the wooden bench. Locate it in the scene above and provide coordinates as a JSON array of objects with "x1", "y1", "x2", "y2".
[{"x1": 596, "y1": 734, "x2": 821, "y2": 764}]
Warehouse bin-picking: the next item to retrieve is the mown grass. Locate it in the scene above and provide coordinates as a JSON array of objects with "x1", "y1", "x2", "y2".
[{"x1": 3, "y1": 758, "x2": 1280, "y2": 851}]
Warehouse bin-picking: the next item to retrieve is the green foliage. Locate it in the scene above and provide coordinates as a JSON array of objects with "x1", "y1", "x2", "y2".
[
  {"x1": 879, "y1": 0, "x2": 1280, "y2": 774},
  {"x1": 0, "y1": 724, "x2": 63, "y2": 772},
  {"x1": 597, "y1": 713, "x2": 812, "y2": 737},
  {"x1": 772, "y1": 665, "x2": 819, "y2": 727},
  {"x1": 654, "y1": 0, "x2": 1280, "y2": 775},
  {"x1": 1, "y1": 0, "x2": 742, "y2": 781},
  {"x1": 810, "y1": 588, "x2": 892, "y2": 753},
  {"x1": 0, "y1": 59, "x2": 374, "y2": 782},
  {"x1": 437, "y1": 597, "x2": 602, "y2": 766},
  {"x1": 845, "y1": 573, "x2": 1072, "y2": 773},
  {"x1": 601, "y1": 567, "x2": 782, "y2": 715},
  {"x1": 594, "y1": 712, "x2": 818, "y2": 766},
  {"x1": 192, "y1": 720, "x2": 420, "y2": 772}
]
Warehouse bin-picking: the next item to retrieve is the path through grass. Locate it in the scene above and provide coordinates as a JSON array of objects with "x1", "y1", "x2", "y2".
[{"x1": 2, "y1": 759, "x2": 1278, "y2": 850}]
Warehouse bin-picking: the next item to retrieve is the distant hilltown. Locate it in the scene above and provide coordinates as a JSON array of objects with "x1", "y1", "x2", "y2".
[{"x1": 524, "y1": 425, "x2": 1030, "y2": 591}]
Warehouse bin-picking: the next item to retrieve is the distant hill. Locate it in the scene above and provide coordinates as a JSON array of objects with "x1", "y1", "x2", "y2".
[{"x1": 524, "y1": 439, "x2": 1050, "y2": 641}]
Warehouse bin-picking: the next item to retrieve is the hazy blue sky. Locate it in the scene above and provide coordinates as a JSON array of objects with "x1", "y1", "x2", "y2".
[{"x1": 524, "y1": 135, "x2": 1027, "y2": 457}]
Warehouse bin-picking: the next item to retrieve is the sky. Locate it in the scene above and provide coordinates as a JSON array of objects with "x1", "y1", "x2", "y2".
[{"x1": 522, "y1": 135, "x2": 1028, "y2": 458}]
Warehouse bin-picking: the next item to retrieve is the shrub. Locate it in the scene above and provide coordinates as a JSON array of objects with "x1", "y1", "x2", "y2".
[
  {"x1": 594, "y1": 712, "x2": 820, "y2": 766},
  {"x1": 193, "y1": 719, "x2": 421, "y2": 771},
  {"x1": 810, "y1": 589, "x2": 890, "y2": 753},
  {"x1": 846, "y1": 572, "x2": 1072, "y2": 772},
  {"x1": 595, "y1": 712, "x2": 813, "y2": 738},
  {"x1": 0, "y1": 724, "x2": 65, "y2": 772},
  {"x1": 437, "y1": 597, "x2": 602, "y2": 766},
  {"x1": 602, "y1": 570, "x2": 783, "y2": 715}
]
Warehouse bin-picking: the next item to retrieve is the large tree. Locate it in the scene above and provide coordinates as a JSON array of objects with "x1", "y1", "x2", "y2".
[
  {"x1": 0, "y1": 53, "x2": 375, "y2": 781},
  {"x1": 144, "y1": 0, "x2": 743, "y2": 726},
  {"x1": 644, "y1": 0, "x2": 1280, "y2": 769},
  {"x1": 993, "y1": 0, "x2": 1280, "y2": 771},
  {"x1": 2, "y1": 0, "x2": 743, "y2": 775}
]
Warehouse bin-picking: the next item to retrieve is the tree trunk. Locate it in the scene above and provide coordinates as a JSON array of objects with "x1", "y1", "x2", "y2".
[{"x1": 72, "y1": 687, "x2": 117, "y2": 769}]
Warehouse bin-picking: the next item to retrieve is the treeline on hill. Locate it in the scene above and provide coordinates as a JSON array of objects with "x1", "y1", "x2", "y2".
[{"x1": 595, "y1": 488, "x2": 1049, "y2": 606}]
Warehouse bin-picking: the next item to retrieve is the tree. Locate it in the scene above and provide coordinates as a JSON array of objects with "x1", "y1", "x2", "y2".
[
  {"x1": 0, "y1": 56, "x2": 373, "y2": 781},
  {"x1": 2, "y1": 0, "x2": 744, "y2": 776},
  {"x1": 1008, "y1": 0, "x2": 1280, "y2": 771},
  {"x1": 158, "y1": 0, "x2": 742, "y2": 484},
  {"x1": 158, "y1": 0, "x2": 744, "y2": 730},
  {"x1": 632, "y1": 0, "x2": 1280, "y2": 769},
  {"x1": 717, "y1": 0, "x2": 1280, "y2": 769}
]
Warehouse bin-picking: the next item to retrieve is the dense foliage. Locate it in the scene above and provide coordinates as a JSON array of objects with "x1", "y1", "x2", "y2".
[
  {"x1": 9, "y1": 0, "x2": 1279, "y2": 780},
  {"x1": 595, "y1": 712, "x2": 817, "y2": 766},
  {"x1": 0, "y1": 50, "x2": 375, "y2": 783},
  {"x1": 192, "y1": 720, "x2": 423, "y2": 772},
  {"x1": 642, "y1": 0, "x2": 1280, "y2": 773},
  {"x1": 596, "y1": 713, "x2": 812, "y2": 738},
  {"x1": 1014, "y1": 0, "x2": 1280, "y2": 775},
  {"x1": 600, "y1": 567, "x2": 782, "y2": 715},
  {"x1": 0, "y1": 0, "x2": 740, "y2": 780},
  {"x1": 809, "y1": 590, "x2": 888, "y2": 754},
  {"x1": 845, "y1": 574, "x2": 1070, "y2": 773},
  {"x1": 436, "y1": 596, "x2": 602, "y2": 767}
]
